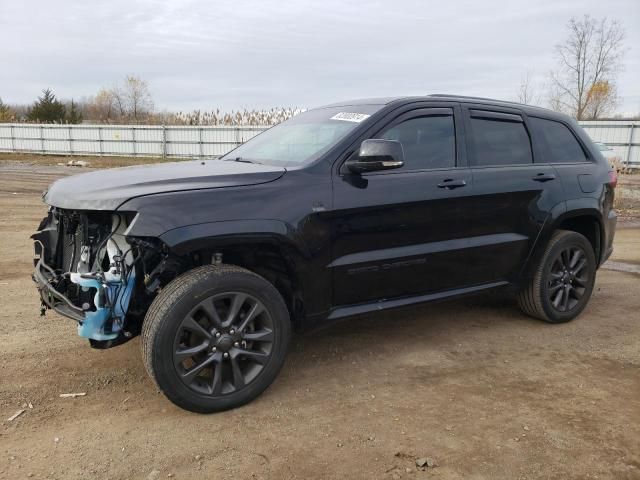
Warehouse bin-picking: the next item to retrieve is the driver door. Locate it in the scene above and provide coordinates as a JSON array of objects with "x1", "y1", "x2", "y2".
[{"x1": 330, "y1": 106, "x2": 476, "y2": 307}]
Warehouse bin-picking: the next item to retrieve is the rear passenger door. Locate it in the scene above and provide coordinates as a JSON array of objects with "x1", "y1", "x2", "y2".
[
  {"x1": 462, "y1": 106, "x2": 565, "y2": 285},
  {"x1": 528, "y1": 116, "x2": 594, "y2": 201}
]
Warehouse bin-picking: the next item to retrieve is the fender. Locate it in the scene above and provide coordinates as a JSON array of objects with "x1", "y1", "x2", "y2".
[
  {"x1": 525, "y1": 198, "x2": 606, "y2": 279},
  {"x1": 119, "y1": 176, "x2": 335, "y2": 320},
  {"x1": 554, "y1": 201, "x2": 606, "y2": 264},
  {"x1": 554, "y1": 200, "x2": 605, "y2": 231},
  {"x1": 154, "y1": 219, "x2": 324, "y2": 320},
  {"x1": 158, "y1": 219, "x2": 311, "y2": 259}
]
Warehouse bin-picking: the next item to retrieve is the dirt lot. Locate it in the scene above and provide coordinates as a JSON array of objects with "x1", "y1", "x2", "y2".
[
  {"x1": 1, "y1": 160, "x2": 639, "y2": 480},
  {"x1": 0, "y1": 153, "x2": 179, "y2": 170}
]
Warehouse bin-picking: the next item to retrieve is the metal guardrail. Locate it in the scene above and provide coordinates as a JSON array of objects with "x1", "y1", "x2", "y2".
[
  {"x1": 0, "y1": 124, "x2": 268, "y2": 158},
  {"x1": 0, "y1": 121, "x2": 638, "y2": 167},
  {"x1": 579, "y1": 121, "x2": 639, "y2": 168}
]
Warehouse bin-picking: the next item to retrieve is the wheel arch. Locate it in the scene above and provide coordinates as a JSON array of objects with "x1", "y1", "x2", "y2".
[
  {"x1": 520, "y1": 207, "x2": 604, "y2": 286},
  {"x1": 555, "y1": 212, "x2": 603, "y2": 264},
  {"x1": 158, "y1": 220, "x2": 311, "y2": 330},
  {"x1": 542, "y1": 208, "x2": 605, "y2": 267}
]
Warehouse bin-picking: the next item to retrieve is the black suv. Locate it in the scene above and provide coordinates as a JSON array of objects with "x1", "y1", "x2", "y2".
[{"x1": 32, "y1": 95, "x2": 617, "y2": 412}]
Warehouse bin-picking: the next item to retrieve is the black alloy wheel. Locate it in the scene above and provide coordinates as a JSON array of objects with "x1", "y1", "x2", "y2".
[
  {"x1": 517, "y1": 230, "x2": 596, "y2": 323},
  {"x1": 142, "y1": 265, "x2": 291, "y2": 413},
  {"x1": 546, "y1": 246, "x2": 590, "y2": 313},
  {"x1": 173, "y1": 292, "x2": 274, "y2": 396}
]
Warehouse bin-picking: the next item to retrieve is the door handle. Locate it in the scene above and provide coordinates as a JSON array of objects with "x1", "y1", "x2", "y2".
[
  {"x1": 437, "y1": 179, "x2": 467, "y2": 189},
  {"x1": 532, "y1": 173, "x2": 556, "y2": 182}
]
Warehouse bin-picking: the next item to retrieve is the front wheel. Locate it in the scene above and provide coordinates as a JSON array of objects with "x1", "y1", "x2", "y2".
[
  {"x1": 142, "y1": 265, "x2": 291, "y2": 413},
  {"x1": 518, "y1": 230, "x2": 597, "y2": 323}
]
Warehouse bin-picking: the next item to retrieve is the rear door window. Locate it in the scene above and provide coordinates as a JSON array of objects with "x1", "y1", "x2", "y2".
[
  {"x1": 529, "y1": 117, "x2": 588, "y2": 163},
  {"x1": 468, "y1": 112, "x2": 532, "y2": 166}
]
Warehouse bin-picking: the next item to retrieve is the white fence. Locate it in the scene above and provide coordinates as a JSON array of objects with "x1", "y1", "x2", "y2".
[
  {"x1": 0, "y1": 121, "x2": 638, "y2": 167},
  {"x1": 0, "y1": 124, "x2": 268, "y2": 158},
  {"x1": 579, "y1": 121, "x2": 639, "y2": 168}
]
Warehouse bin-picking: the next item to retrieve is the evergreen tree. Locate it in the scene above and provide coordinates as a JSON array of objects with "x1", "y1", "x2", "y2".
[
  {"x1": 0, "y1": 97, "x2": 14, "y2": 122},
  {"x1": 27, "y1": 88, "x2": 66, "y2": 123},
  {"x1": 66, "y1": 99, "x2": 83, "y2": 124}
]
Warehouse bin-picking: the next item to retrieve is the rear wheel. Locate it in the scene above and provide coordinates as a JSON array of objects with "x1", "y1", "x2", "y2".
[
  {"x1": 142, "y1": 265, "x2": 291, "y2": 413},
  {"x1": 518, "y1": 230, "x2": 596, "y2": 323}
]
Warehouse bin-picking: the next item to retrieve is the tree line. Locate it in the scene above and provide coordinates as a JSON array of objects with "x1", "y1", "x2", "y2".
[
  {"x1": 0, "y1": 75, "x2": 300, "y2": 126},
  {"x1": 0, "y1": 75, "x2": 154, "y2": 124},
  {"x1": 0, "y1": 15, "x2": 634, "y2": 125}
]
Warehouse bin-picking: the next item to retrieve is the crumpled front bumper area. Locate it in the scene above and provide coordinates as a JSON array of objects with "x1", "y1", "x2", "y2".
[
  {"x1": 32, "y1": 245, "x2": 136, "y2": 342},
  {"x1": 33, "y1": 256, "x2": 85, "y2": 322},
  {"x1": 31, "y1": 208, "x2": 139, "y2": 344}
]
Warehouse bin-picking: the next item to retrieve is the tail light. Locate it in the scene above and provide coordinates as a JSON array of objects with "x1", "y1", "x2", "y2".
[{"x1": 608, "y1": 169, "x2": 618, "y2": 188}]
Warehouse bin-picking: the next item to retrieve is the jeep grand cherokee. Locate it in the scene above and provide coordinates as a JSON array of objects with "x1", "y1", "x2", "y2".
[{"x1": 32, "y1": 95, "x2": 617, "y2": 412}]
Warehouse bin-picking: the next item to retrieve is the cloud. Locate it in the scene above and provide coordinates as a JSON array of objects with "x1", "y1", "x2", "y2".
[{"x1": 1, "y1": 0, "x2": 638, "y2": 113}]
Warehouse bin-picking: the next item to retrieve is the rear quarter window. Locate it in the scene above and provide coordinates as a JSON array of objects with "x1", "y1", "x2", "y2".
[{"x1": 530, "y1": 117, "x2": 588, "y2": 163}]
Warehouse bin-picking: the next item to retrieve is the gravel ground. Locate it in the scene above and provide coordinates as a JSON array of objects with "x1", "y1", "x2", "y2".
[{"x1": 0, "y1": 161, "x2": 639, "y2": 480}]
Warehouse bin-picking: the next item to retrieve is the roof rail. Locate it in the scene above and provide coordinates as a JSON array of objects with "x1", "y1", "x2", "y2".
[{"x1": 428, "y1": 94, "x2": 526, "y2": 106}]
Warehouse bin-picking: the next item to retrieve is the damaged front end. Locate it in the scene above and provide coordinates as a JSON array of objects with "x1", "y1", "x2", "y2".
[{"x1": 32, "y1": 208, "x2": 156, "y2": 348}]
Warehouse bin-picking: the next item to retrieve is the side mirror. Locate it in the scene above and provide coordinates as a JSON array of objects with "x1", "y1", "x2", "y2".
[{"x1": 345, "y1": 139, "x2": 404, "y2": 174}]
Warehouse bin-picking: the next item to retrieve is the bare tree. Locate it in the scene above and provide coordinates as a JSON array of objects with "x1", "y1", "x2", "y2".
[
  {"x1": 117, "y1": 75, "x2": 154, "y2": 123},
  {"x1": 549, "y1": 15, "x2": 625, "y2": 119},
  {"x1": 84, "y1": 88, "x2": 118, "y2": 123},
  {"x1": 111, "y1": 85, "x2": 126, "y2": 119},
  {"x1": 516, "y1": 72, "x2": 541, "y2": 106}
]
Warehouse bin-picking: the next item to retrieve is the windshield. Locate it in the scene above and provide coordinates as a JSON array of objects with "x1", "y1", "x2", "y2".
[{"x1": 221, "y1": 104, "x2": 383, "y2": 166}]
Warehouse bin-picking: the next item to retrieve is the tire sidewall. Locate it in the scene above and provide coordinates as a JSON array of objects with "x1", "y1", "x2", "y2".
[
  {"x1": 150, "y1": 269, "x2": 291, "y2": 413},
  {"x1": 540, "y1": 233, "x2": 596, "y2": 323}
]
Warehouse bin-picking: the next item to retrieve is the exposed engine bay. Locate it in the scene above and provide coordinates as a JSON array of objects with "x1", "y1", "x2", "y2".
[{"x1": 31, "y1": 208, "x2": 180, "y2": 348}]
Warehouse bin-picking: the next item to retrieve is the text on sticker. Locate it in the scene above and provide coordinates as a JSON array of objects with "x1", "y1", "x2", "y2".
[{"x1": 330, "y1": 112, "x2": 371, "y2": 123}]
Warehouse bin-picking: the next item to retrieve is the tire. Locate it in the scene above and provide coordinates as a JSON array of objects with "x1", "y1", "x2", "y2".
[
  {"x1": 142, "y1": 264, "x2": 291, "y2": 413},
  {"x1": 517, "y1": 230, "x2": 596, "y2": 323}
]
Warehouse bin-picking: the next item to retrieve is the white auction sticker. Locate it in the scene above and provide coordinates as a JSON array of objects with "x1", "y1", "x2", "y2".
[{"x1": 330, "y1": 112, "x2": 371, "y2": 123}]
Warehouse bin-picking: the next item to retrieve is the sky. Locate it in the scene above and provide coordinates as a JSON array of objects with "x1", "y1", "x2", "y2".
[{"x1": 2, "y1": 0, "x2": 639, "y2": 114}]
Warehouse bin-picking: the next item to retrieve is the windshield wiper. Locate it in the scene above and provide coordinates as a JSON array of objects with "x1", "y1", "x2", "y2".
[{"x1": 225, "y1": 156, "x2": 262, "y2": 165}]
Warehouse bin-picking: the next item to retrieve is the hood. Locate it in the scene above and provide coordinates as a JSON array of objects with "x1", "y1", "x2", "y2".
[{"x1": 44, "y1": 159, "x2": 286, "y2": 210}]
